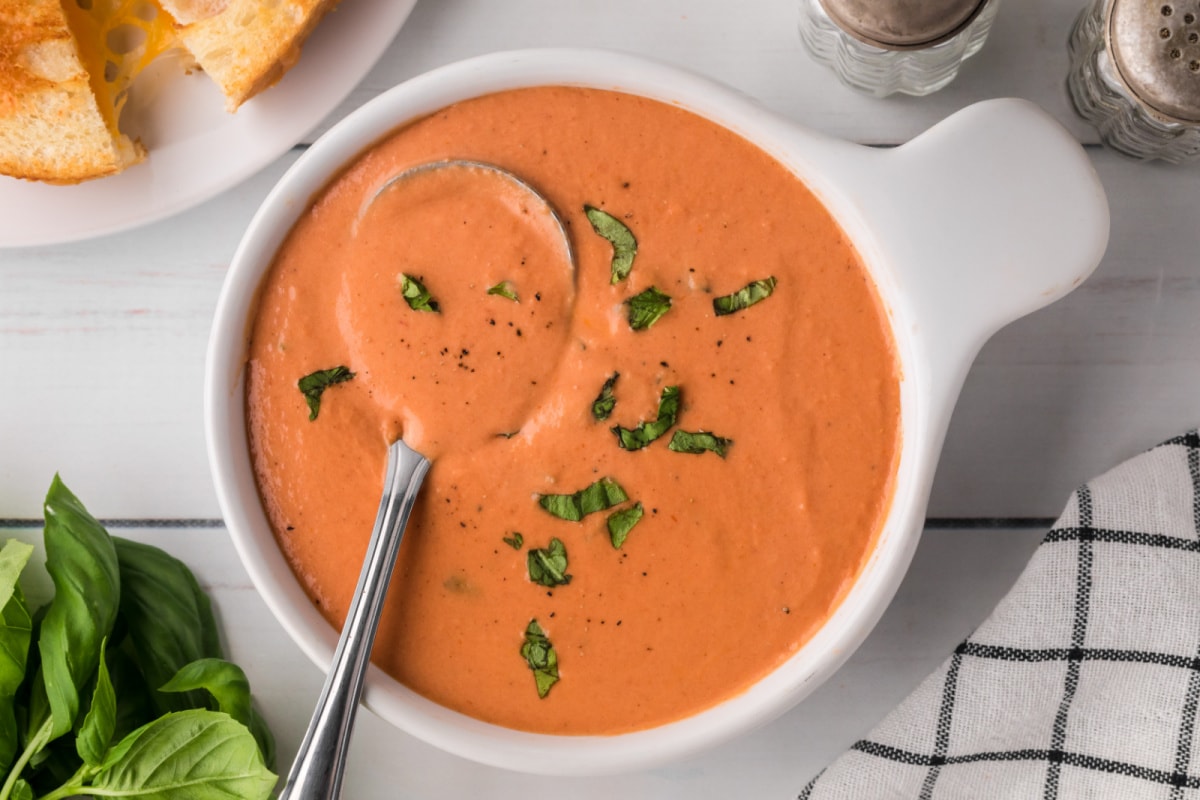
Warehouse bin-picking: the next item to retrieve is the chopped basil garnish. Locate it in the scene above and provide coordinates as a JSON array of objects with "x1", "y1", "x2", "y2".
[
  {"x1": 400, "y1": 273, "x2": 439, "y2": 312},
  {"x1": 538, "y1": 477, "x2": 628, "y2": 521},
  {"x1": 527, "y1": 538, "x2": 572, "y2": 587},
  {"x1": 713, "y1": 277, "x2": 777, "y2": 316},
  {"x1": 520, "y1": 620, "x2": 559, "y2": 699},
  {"x1": 487, "y1": 281, "x2": 518, "y2": 302},
  {"x1": 297, "y1": 366, "x2": 354, "y2": 421},
  {"x1": 503, "y1": 532, "x2": 524, "y2": 550},
  {"x1": 591, "y1": 372, "x2": 620, "y2": 421},
  {"x1": 606, "y1": 502, "x2": 644, "y2": 549},
  {"x1": 668, "y1": 429, "x2": 733, "y2": 458},
  {"x1": 584, "y1": 205, "x2": 637, "y2": 284},
  {"x1": 625, "y1": 286, "x2": 671, "y2": 330},
  {"x1": 612, "y1": 385, "x2": 680, "y2": 450}
]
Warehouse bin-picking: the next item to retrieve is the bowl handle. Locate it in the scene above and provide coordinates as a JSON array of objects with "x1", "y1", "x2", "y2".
[{"x1": 810, "y1": 98, "x2": 1109, "y2": 417}]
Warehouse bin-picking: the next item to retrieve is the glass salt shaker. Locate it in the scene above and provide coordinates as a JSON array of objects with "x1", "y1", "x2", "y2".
[
  {"x1": 798, "y1": 0, "x2": 1002, "y2": 97},
  {"x1": 1068, "y1": 0, "x2": 1200, "y2": 163}
]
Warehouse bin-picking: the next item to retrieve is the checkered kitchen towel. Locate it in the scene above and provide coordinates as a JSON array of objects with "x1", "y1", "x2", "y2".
[{"x1": 802, "y1": 431, "x2": 1200, "y2": 799}]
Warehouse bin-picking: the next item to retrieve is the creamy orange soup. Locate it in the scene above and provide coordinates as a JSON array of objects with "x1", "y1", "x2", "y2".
[{"x1": 246, "y1": 87, "x2": 900, "y2": 735}]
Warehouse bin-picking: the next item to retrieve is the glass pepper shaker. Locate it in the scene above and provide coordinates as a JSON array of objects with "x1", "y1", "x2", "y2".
[
  {"x1": 798, "y1": 0, "x2": 1002, "y2": 97},
  {"x1": 1068, "y1": 0, "x2": 1200, "y2": 163}
]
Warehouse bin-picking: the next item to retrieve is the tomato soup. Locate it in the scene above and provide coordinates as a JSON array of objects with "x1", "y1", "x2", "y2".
[{"x1": 245, "y1": 87, "x2": 900, "y2": 735}]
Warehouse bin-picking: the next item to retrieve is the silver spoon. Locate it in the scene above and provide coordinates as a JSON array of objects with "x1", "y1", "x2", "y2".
[
  {"x1": 277, "y1": 439, "x2": 430, "y2": 800},
  {"x1": 279, "y1": 161, "x2": 573, "y2": 799},
  {"x1": 352, "y1": 159, "x2": 574, "y2": 269}
]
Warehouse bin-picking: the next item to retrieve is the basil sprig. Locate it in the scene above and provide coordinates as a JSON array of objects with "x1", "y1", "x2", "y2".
[
  {"x1": 590, "y1": 373, "x2": 619, "y2": 421},
  {"x1": 668, "y1": 429, "x2": 733, "y2": 458},
  {"x1": 527, "y1": 539, "x2": 571, "y2": 587},
  {"x1": 399, "y1": 274, "x2": 439, "y2": 313},
  {"x1": 625, "y1": 287, "x2": 672, "y2": 331},
  {"x1": 487, "y1": 281, "x2": 518, "y2": 302},
  {"x1": 606, "y1": 503, "x2": 644, "y2": 549},
  {"x1": 298, "y1": 367, "x2": 354, "y2": 421},
  {"x1": 713, "y1": 277, "x2": 777, "y2": 316},
  {"x1": 520, "y1": 620, "x2": 559, "y2": 699},
  {"x1": 584, "y1": 206, "x2": 637, "y2": 284},
  {"x1": 0, "y1": 477, "x2": 277, "y2": 800},
  {"x1": 612, "y1": 386, "x2": 680, "y2": 451},
  {"x1": 538, "y1": 478, "x2": 628, "y2": 522}
]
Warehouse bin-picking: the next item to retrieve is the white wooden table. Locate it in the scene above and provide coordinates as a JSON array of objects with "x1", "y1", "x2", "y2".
[{"x1": 2, "y1": 1, "x2": 1197, "y2": 796}]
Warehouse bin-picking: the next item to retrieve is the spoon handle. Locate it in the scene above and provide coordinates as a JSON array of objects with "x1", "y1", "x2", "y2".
[{"x1": 278, "y1": 439, "x2": 431, "y2": 800}]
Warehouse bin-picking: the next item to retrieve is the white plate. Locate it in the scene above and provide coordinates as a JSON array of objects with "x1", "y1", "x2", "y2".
[{"x1": 0, "y1": 0, "x2": 417, "y2": 249}]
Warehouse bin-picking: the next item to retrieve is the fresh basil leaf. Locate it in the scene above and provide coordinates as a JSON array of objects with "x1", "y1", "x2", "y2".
[
  {"x1": 159, "y1": 658, "x2": 272, "y2": 768},
  {"x1": 611, "y1": 385, "x2": 680, "y2": 450},
  {"x1": 113, "y1": 538, "x2": 222, "y2": 716},
  {"x1": 400, "y1": 273, "x2": 440, "y2": 313},
  {"x1": 39, "y1": 475, "x2": 120, "y2": 741},
  {"x1": 502, "y1": 533, "x2": 524, "y2": 550},
  {"x1": 606, "y1": 503, "x2": 644, "y2": 549},
  {"x1": 590, "y1": 372, "x2": 619, "y2": 421},
  {"x1": 538, "y1": 478, "x2": 628, "y2": 522},
  {"x1": 487, "y1": 281, "x2": 518, "y2": 302},
  {"x1": 519, "y1": 620, "x2": 559, "y2": 699},
  {"x1": 713, "y1": 277, "x2": 777, "y2": 316},
  {"x1": 0, "y1": 540, "x2": 33, "y2": 771},
  {"x1": 584, "y1": 206, "x2": 637, "y2": 284},
  {"x1": 246, "y1": 709, "x2": 276, "y2": 772},
  {"x1": 297, "y1": 366, "x2": 354, "y2": 422},
  {"x1": 625, "y1": 286, "x2": 672, "y2": 330},
  {"x1": 527, "y1": 540, "x2": 571, "y2": 587},
  {"x1": 76, "y1": 638, "x2": 116, "y2": 767},
  {"x1": 8, "y1": 777, "x2": 32, "y2": 800},
  {"x1": 0, "y1": 540, "x2": 32, "y2": 614},
  {"x1": 106, "y1": 646, "x2": 155, "y2": 744},
  {"x1": 159, "y1": 659, "x2": 251, "y2": 729},
  {"x1": 89, "y1": 709, "x2": 277, "y2": 800},
  {"x1": 668, "y1": 429, "x2": 733, "y2": 458}
]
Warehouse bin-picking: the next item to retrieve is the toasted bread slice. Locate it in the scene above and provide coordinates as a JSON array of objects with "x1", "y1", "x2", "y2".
[
  {"x1": 0, "y1": 0, "x2": 179, "y2": 183},
  {"x1": 0, "y1": 0, "x2": 138, "y2": 183},
  {"x1": 156, "y1": 0, "x2": 341, "y2": 111}
]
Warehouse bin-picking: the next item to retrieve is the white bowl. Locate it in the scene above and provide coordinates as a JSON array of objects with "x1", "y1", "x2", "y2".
[{"x1": 205, "y1": 49, "x2": 1109, "y2": 776}]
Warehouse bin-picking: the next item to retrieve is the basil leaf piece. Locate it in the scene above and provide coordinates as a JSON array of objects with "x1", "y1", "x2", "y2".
[
  {"x1": 39, "y1": 475, "x2": 120, "y2": 741},
  {"x1": 76, "y1": 638, "x2": 116, "y2": 767},
  {"x1": 584, "y1": 206, "x2": 637, "y2": 284},
  {"x1": 606, "y1": 502, "x2": 644, "y2": 549},
  {"x1": 9, "y1": 778, "x2": 31, "y2": 800},
  {"x1": 502, "y1": 533, "x2": 524, "y2": 550},
  {"x1": 625, "y1": 286, "x2": 672, "y2": 331},
  {"x1": 400, "y1": 273, "x2": 440, "y2": 313},
  {"x1": 487, "y1": 281, "x2": 518, "y2": 302},
  {"x1": 590, "y1": 372, "x2": 619, "y2": 422},
  {"x1": 519, "y1": 620, "x2": 559, "y2": 699},
  {"x1": 713, "y1": 276, "x2": 777, "y2": 316},
  {"x1": 668, "y1": 429, "x2": 733, "y2": 458},
  {"x1": 106, "y1": 646, "x2": 156, "y2": 744},
  {"x1": 89, "y1": 709, "x2": 277, "y2": 799},
  {"x1": 527, "y1": 539, "x2": 571, "y2": 587},
  {"x1": 297, "y1": 366, "x2": 354, "y2": 421},
  {"x1": 612, "y1": 385, "x2": 680, "y2": 451},
  {"x1": 538, "y1": 478, "x2": 628, "y2": 522},
  {"x1": 0, "y1": 540, "x2": 33, "y2": 772},
  {"x1": 113, "y1": 538, "x2": 223, "y2": 716}
]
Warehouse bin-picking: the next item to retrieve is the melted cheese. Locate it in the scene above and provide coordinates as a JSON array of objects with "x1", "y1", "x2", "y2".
[{"x1": 58, "y1": 0, "x2": 178, "y2": 139}]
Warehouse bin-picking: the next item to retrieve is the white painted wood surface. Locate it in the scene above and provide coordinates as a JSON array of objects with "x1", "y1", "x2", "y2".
[{"x1": 1, "y1": 0, "x2": 1197, "y2": 795}]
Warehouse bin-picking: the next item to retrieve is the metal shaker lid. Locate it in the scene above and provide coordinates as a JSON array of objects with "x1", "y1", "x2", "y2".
[
  {"x1": 818, "y1": 0, "x2": 989, "y2": 49},
  {"x1": 1108, "y1": 0, "x2": 1200, "y2": 122}
]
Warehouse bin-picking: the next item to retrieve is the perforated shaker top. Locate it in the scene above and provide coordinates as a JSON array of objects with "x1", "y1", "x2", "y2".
[
  {"x1": 1109, "y1": 0, "x2": 1200, "y2": 122},
  {"x1": 818, "y1": 0, "x2": 989, "y2": 48}
]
